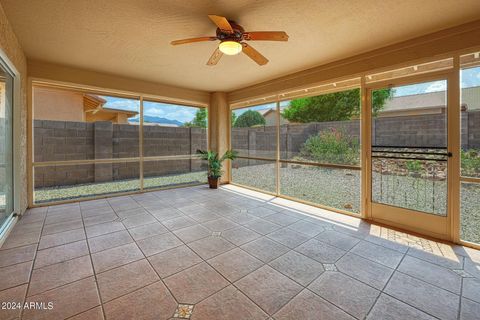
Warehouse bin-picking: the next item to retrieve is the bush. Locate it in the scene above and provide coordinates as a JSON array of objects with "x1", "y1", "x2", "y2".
[
  {"x1": 299, "y1": 128, "x2": 360, "y2": 165},
  {"x1": 461, "y1": 149, "x2": 480, "y2": 177}
]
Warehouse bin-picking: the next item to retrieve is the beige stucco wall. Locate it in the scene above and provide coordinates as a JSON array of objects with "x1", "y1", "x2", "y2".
[
  {"x1": 34, "y1": 87, "x2": 84, "y2": 122},
  {"x1": 0, "y1": 4, "x2": 27, "y2": 213}
]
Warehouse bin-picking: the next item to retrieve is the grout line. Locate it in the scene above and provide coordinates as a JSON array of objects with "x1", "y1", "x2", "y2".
[
  {"x1": 32, "y1": 241, "x2": 89, "y2": 270},
  {"x1": 24, "y1": 275, "x2": 98, "y2": 299},
  {"x1": 368, "y1": 247, "x2": 452, "y2": 320},
  {"x1": 178, "y1": 237, "x2": 269, "y2": 316},
  {"x1": 18, "y1": 206, "x2": 47, "y2": 319},
  {"x1": 364, "y1": 252, "x2": 408, "y2": 318},
  {"x1": 64, "y1": 305, "x2": 103, "y2": 319},
  {"x1": 127, "y1": 196, "x2": 183, "y2": 318},
  {"x1": 457, "y1": 277, "x2": 465, "y2": 320},
  {"x1": 83, "y1": 197, "x2": 122, "y2": 320},
  {"x1": 143, "y1": 197, "x2": 265, "y2": 302}
]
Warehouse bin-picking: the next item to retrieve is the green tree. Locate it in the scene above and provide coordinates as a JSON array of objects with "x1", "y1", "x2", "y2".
[
  {"x1": 281, "y1": 88, "x2": 392, "y2": 123},
  {"x1": 233, "y1": 110, "x2": 266, "y2": 127},
  {"x1": 183, "y1": 109, "x2": 237, "y2": 128},
  {"x1": 231, "y1": 112, "x2": 237, "y2": 126},
  {"x1": 183, "y1": 108, "x2": 207, "y2": 128}
]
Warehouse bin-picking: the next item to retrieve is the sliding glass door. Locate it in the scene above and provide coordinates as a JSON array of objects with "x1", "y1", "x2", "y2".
[{"x1": 0, "y1": 63, "x2": 14, "y2": 226}]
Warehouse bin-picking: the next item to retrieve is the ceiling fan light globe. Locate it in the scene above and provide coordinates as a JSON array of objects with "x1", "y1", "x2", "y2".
[{"x1": 219, "y1": 41, "x2": 242, "y2": 55}]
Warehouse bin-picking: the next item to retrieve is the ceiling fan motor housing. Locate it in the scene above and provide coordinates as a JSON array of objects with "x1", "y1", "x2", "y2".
[{"x1": 216, "y1": 21, "x2": 245, "y2": 42}]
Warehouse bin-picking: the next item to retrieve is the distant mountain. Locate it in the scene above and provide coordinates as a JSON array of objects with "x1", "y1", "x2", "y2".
[{"x1": 129, "y1": 116, "x2": 183, "y2": 126}]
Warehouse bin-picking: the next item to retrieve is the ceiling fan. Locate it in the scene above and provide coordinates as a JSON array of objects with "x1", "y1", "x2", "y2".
[{"x1": 170, "y1": 15, "x2": 289, "y2": 66}]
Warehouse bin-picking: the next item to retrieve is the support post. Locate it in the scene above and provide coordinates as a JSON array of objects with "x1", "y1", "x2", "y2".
[{"x1": 208, "y1": 92, "x2": 231, "y2": 184}]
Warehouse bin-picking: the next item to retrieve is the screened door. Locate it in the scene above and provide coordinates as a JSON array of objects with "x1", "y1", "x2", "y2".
[{"x1": 367, "y1": 76, "x2": 452, "y2": 239}]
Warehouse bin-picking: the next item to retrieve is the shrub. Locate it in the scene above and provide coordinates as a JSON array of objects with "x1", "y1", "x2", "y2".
[
  {"x1": 461, "y1": 149, "x2": 480, "y2": 177},
  {"x1": 405, "y1": 160, "x2": 423, "y2": 173},
  {"x1": 299, "y1": 128, "x2": 360, "y2": 165}
]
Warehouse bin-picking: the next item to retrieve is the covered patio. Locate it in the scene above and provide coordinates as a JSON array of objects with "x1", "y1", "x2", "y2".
[{"x1": 0, "y1": 1, "x2": 480, "y2": 319}]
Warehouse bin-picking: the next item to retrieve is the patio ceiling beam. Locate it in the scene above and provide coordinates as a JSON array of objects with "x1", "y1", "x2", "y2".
[
  {"x1": 27, "y1": 60, "x2": 210, "y2": 107},
  {"x1": 228, "y1": 19, "x2": 480, "y2": 104}
]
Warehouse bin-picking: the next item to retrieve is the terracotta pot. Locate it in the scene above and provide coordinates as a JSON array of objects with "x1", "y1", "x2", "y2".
[{"x1": 208, "y1": 177, "x2": 219, "y2": 189}]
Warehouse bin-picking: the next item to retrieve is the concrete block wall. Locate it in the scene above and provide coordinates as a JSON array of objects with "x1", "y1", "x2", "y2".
[
  {"x1": 33, "y1": 120, "x2": 95, "y2": 162},
  {"x1": 31, "y1": 111, "x2": 480, "y2": 188},
  {"x1": 373, "y1": 114, "x2": 447, "y2": 147},
  {"x1": 466, "y1": 111, "x2": 480, "y2": 149},
  {"x1": 232, "y1": 111, "x2": 479, "y2": 164},
  {"x1": 34, "y1": 120, "x2": 207, "y2": 188}
]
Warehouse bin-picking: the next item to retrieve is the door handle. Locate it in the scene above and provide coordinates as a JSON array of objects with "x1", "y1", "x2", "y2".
[{"x1": 447, "y1": 152, "x2": 453, "y2": 157}]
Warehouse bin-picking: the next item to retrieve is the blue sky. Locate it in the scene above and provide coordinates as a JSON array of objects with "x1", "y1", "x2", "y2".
[
  {"x1": 233, "y1": 101, "x2": 290, "y2": 116},
  {"x1": 102, "y1": 67, "x2": 480, "y2": 122},
  {"x1": 100, "y1": 98, "x2": 200, "y2": 123},
  {"x1": 394, "y1": 66, "x2": 480, "y2": 96}
]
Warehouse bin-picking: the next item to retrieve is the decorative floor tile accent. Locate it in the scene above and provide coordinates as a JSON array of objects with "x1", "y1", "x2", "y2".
[
  {"x1": 452, "y1": 269, "x2": 474, "y2": 278},
  {"x1": 323, "y1": 263, "x2": 337, "y2": 271},
  {"x1": 211, "y1": 231, "x2": 222, "y2": 237},
  {"x1": 174, "y1": 304, "x2": 194, "y2": 318}
]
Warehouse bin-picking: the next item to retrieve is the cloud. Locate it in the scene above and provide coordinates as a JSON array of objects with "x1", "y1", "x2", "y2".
[
  {"x1": 424, "y1": 81, "x2": 446, "y2": 93},
  {"x1": 102, "y1": 97, "x2": 139, "y2": 111},
  {"x1": 164, "y1": 108, "x2": 196, "y2": 122},
  {"x1": 144, "y1": 106, "x2": 166, "y2": 117},
  {"x1": 143, "y1": 101, "x2": 199, "y2": 122}
]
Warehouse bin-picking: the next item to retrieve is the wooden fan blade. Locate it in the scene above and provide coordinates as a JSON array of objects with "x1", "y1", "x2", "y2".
[
  {"x1": 242, "y1": 43, "x2": 268, "y2": 66},
  {"x1": 208, "y1": 15, "x2": 234, "y2": 33},
  {"x1": 171, "y1": 37, "x2": 217, "y2": 45},
  {"x1": 207, "y1": 48, "x2": 223, "y2": 66},
  {"x1": 243, "y1": 31, "x2": 289, "y2": 41}
]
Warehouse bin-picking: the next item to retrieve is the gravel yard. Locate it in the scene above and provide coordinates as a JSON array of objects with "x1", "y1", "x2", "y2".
[
  {"x1": 34, "y1": 163, "x2": 479, "y2": 243},
  {"x1": 34, "y1": 171, "x2": 206, "y2": 203},
  {"x1": 232, "y1": 163, "x2": 480, "y2": 243}
]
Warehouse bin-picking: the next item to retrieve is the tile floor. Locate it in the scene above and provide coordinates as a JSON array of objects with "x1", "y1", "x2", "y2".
[{"x1": 0, "y1": 184, "x2": 479, "y2": 320}]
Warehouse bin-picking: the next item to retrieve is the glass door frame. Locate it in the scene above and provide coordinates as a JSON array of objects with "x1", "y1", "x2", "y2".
[
  {"x1": 0, "y1": 50, "x2": 19, "y2": 240},
  {"x1": 363, "y1": 69, "x2": 460, "y2": 241}
]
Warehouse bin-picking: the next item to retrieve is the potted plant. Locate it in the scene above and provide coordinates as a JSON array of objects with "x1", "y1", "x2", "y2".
[{"x1": 197, "y1": 149, "x2": 238, "y2": 189}]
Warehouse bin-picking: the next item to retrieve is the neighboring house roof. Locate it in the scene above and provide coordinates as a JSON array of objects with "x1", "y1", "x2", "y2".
[
  {"x1": 83, "y1": 94, "x2": 107, "y2": 110},
  {"x1": 83, "y1": 94, "x2": 139, "y2": 121},
  {"x1": 382, "y1": 86, "x2": 480, "y2": 115},
  {"x1": 257, "y1": 106, "x2": 288, "y2": 117},
  {"x1": 256, "y1": 108, "x2": 271, "y2": 116}
]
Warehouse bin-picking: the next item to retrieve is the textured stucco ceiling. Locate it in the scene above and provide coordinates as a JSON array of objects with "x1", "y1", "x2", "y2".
[{"x1": 2, "y1": 0, "x2": 480, "y2": 92}]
